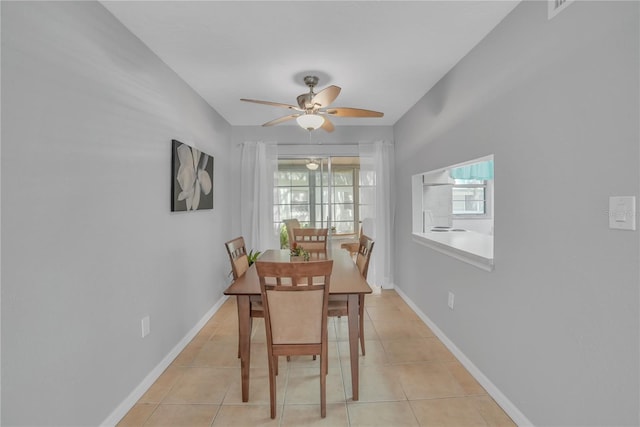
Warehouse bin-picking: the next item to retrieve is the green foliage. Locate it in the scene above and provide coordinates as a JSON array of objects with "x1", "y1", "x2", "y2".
[
  {"x1": 280, "y1": 224, "x2": 289, "y2": 249},
  {"x1": 290, "y1": 242, "x2": 310, "y2": 261},
  {"x1": 247, "y1": 249, "x2": 261, "y2": 266}
]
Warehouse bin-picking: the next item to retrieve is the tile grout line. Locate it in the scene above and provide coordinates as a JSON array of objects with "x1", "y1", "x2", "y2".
[
  {"x1": 331, "y1": 317, "x2": 353, "y2": 427},
  {"x1": 120, "y1": 292, "x2": 514, "y2": 426}
]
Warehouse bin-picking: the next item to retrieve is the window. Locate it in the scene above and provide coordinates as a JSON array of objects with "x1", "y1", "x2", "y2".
[
  {"x1": 452, "y1": 179, "x2": 491, "y2": 218},
  {"x1": 274, "y1": 157, "x2": 364, "y2": 236},
  {"x1": 331, "y1": 168, "x2": 356, "y2": 234},
  {"x1": 275, "y1": 167, "x2": 312, "y2": 226}
]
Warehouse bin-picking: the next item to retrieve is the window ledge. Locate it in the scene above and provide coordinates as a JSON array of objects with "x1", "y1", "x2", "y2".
[{"x1": 412, "y1": 230, "x2": 494, "y2": 271}]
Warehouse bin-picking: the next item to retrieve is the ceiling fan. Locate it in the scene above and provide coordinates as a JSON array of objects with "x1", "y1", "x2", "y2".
[{"x1": 240, "y1": 75, "x2": 383, "y2": 132}]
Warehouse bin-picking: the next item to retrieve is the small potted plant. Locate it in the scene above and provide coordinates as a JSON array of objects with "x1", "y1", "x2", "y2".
[
  {"x1": 247, "y1": 249, "x2": 261, "y2": 266},
  {"x1": 290, "y1": 242, "x2": 310, "y2": 261}
]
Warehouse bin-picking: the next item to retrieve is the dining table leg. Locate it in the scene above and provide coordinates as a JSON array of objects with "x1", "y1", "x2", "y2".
[
  {"x1": 236, "y1": 295, "x2": 251, "y2": 402},
  {"x1": 347, "y1": 293, "x2": 360, "y2": 401}
]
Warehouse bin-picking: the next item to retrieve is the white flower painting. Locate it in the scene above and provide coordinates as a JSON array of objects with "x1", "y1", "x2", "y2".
[{"x1": 171, "y1": 140, "x2": 214, "y2": 211}]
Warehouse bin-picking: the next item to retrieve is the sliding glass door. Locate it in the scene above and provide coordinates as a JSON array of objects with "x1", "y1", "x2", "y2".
[{"x1": 274, "y1": 157, "x2": 363, "y2": 245}]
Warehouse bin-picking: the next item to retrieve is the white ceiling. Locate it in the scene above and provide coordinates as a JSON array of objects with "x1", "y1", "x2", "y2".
[{"x1": 102, "y1": 1, "x2": 520, "y2": 128}]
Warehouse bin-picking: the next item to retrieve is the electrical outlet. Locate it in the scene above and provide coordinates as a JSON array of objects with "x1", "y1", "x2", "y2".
[
  {"x1": 448, "y1": 292, "x2": 455, "y2": 310},
  {"x1": 141, "y1": 316, "x2": 150, "y2": 338}
]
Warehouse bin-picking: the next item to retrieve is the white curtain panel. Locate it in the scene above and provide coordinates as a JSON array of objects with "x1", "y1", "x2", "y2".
[
  {"x1": 240, "y1": 141, "x2": 279, "y2": 252},
  {"x1": 359, "y1": 140, "x2": 396, "y2": 289}
]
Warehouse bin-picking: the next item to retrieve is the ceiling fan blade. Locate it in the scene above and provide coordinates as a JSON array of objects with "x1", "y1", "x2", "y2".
[
  {"x1": 262, "y1": 114, "x2": 299, "y2": 127},
  {"x1": 320, "y1": 117, "x2": 335, "y2": 132},
  {"x1": 324, "y1": 107, "x2": 384, "y2": 118},
  {"x1": 311, "y1": 85, "x2": 341, "y2": 108},
  {"x1": 241, "y1": 98, "x2": 302, "y2": 111}
]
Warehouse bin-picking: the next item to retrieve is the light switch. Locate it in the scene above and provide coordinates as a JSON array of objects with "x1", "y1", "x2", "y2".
[
  {"x1": 609, "y1": 196, "x2": 636, "y2": 230},
  {"x1": 615, "y1": 210, "x2": 627, "y2": 222}
]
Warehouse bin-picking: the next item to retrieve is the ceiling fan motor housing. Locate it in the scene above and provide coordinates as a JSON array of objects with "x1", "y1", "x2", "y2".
[
  {"x1": 298, "y1": 76, "x2": 319, "y2": 109},
  {"x1": 297, "y1": 93, "x2": 314, "y2": 110}
]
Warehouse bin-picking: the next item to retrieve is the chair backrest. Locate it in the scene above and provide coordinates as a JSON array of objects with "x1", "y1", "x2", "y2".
[
  {"x1": 356, "y1": 234, "x2": 375, "y2": 280},
  {"x1": 224, "y1": 236, "x2": 250, "y2": 280},
  {"x1": 256, "y1": 260, "x2": 333, "y2": 345},
  {"x1": 292, "y1": 228, "x2": 329, "y2": 253},
  {"x1": 282, "y1": 219, "x2": 301, "y2": 248}
]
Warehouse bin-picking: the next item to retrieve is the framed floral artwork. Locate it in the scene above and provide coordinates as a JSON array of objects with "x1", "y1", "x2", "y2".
[{"x1": 171, "y1": 139, "x2": 213, "y2": 211}]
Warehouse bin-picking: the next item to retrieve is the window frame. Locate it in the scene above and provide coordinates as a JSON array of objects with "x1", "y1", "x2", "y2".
[{"x1": 452, "y1": 179, "x2": 493, "y2": 220}]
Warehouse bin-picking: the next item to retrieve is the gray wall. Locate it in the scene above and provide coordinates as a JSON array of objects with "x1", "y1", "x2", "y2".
[
  {"x1": 4, "y1": 1, "x2": 638, "y2": 425},
  {"x1": 1, "y1": 2, "x2": 232, "y2": 425},
  {"x1": 394, "y1": 1, "x2": 639, "y2": 425}
]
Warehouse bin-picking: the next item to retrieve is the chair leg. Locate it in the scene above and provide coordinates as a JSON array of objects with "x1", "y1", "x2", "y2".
[
  {"x1": 320, "y1": 353, "x2": 326, "y2": 418},
  {"x1": 359, "y1": 294, "x2": 366, "y2": 356},
  {"x1": 323, "y1": 350, "x2": 328, "y2": 376},
  {"x1": 268, "y1": 353, "x2": 277, "y2": 419}
]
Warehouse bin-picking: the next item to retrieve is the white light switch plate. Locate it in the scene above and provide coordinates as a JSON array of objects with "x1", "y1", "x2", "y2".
[{"x1": 609, "y1": 196, "x2": 636, "y2": 230}]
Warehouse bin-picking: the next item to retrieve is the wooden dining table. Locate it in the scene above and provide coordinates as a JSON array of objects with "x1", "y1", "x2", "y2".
[{"x1": 223, "y1": 247, "x2": 372, "y2": 402}]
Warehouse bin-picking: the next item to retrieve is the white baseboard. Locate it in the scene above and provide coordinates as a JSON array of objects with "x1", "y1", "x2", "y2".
[
  {"x1": 393, "y1": 286, "x2": 532, "y2": 427},
  {"x1": 100, "y1": 295, "x2": 229, "y2": 427}
]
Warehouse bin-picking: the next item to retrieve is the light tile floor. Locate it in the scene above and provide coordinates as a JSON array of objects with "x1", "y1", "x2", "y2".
[{"x1": 118, "y1": 290, "x2": 516, "y2": 426}]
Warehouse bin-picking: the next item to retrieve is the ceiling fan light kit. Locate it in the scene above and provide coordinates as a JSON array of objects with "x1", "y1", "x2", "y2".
[
  {"x1": 296, "y1": 113, "x2": 325, "y2": 131},
  {"x1": 306, "y1": 159, "x2": 320, "y2": 170},
  {"x1": 240, "y1": 75, "x2": 383, "y2": 132}
]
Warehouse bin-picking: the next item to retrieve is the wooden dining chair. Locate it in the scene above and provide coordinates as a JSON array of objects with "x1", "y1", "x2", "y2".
[
  {"x1": 328, "y1": 234, "x2": 375, "y2": 356},
  {"x1": 256, "y1": 259, "x2": 333, "y2": 419},
  {"x1": 224, "y1": 236, "x2": 263, "y2": 357},
  {"x1": 282, "y1": 219, "x2": 300, "y2": 248},
  {"x1": 292, "y1": 227, "x2": 329, "y2": 253},
  {"x1": 341, "y1": 223, "x2": 363, "y2": 259},
  {"x1": 225, "y1": 236, "x2": 249, "y2": 279}
]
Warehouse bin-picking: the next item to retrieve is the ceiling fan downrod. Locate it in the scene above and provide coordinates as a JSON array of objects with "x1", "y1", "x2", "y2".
[{"x1": 303, "y1": 75, "x2": 319, "y2": 92}]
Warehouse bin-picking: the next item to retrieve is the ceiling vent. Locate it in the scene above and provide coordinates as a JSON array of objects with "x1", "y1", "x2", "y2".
[{"x1": 548, "y1": 0, "x2": 575, "y2": 19}]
